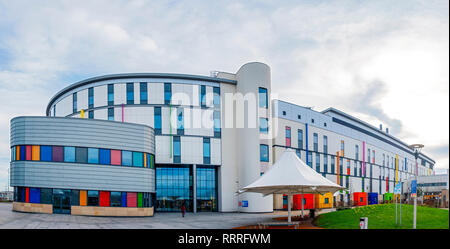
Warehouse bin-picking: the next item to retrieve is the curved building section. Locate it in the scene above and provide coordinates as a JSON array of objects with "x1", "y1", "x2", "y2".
[{"x1": 10, "y1": 116, "x2": 155, "y2": 216}]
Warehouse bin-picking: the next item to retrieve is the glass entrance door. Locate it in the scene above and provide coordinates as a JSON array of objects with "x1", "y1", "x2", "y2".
[{"x1": 53, "y1": 189, "x2": 71, "y2": 214}]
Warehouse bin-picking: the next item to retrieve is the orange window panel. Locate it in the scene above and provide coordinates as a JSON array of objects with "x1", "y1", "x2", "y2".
[
  {"x1": 16, "y1": 146, "x2": 20, "y2": 161},
  {"x1": 144, "y1": 153, "x2": 147, "y2": 168},
  {"x1": 80, "y1": 190, "x2": 87, "y2": 206},
  {"x1": 32, "y1": 145, "x2": 40, "y2": 161}
]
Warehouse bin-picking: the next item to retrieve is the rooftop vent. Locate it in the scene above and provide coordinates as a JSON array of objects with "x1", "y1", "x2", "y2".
[
  {"x1": 379, "y1": 124, "x2": 383, "y2": 130},
  {"x1": 385, "y1": 127, "x2": 389, "y2": 134}
]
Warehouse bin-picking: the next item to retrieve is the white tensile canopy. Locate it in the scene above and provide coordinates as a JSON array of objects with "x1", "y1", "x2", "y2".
[{"x1": 240, "y1": 149, "x2": 345, "y2": 223}]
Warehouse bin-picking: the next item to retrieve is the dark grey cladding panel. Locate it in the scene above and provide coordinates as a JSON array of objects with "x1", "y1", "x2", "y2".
[
  {"x1": 11, "y1": 161, "x2": 155, "y2": 193},
  {"x1": 10, "y1": 116, "x2": 154, "y2": 153}
]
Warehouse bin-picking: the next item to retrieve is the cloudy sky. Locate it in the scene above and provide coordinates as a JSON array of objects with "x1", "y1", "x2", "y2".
[{"x1": 0, "y1": 0, "x2": 448, "y2": 190}]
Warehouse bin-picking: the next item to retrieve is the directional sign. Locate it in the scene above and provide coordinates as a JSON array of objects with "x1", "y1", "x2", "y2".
[
  {"x1": 411, "y1": 180, "x2": 417, "y2": 197},
  {"x1": 394, "y1": 183, "x2": 402, "y2": 194}
]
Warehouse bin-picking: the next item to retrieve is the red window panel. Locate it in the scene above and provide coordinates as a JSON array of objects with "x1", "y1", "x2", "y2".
[
  {"x1": 110, "y1": 150, "x2": 121, "y2": 165},
  {"x1": 99, "y1": 191, "x2": 110, "y2": 207},
  {"x1": 26, "y1": 145, "x2": 32, "y2": 160},
  {"x1": 285, "y1": 126, "x2": 291, "y2": 147},
  {"x1": 127, "y1": 192, "x2": 137, "y2": 207},
  {"x1": 286, "y1": 138, "x2": 291, "y2": 147},
  {"x1": 386, "y1": 177, "x2": 389, "y2": 191},
  {"x1": 347, "y1": 168, "x2": 350, "y2": 175},
  {"x1": 25, "y1": 187, "x2": 30, "y2": 203}
]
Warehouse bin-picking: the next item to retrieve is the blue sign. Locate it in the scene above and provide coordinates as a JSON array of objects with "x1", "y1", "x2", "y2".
[
  {"x1": 394, "y1": 183, "x2": 402, "y2": 194},
  {"x1": 242, "y1": 200, "x2": 248, "y2": 207},
  {"x1": 411, "y1": 180, "x2": 417, "y2": 195}
]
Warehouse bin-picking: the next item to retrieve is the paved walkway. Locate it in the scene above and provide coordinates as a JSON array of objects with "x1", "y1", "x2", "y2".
[{"x1": 0, "y1": 203, "x2": 333, "y2": 229}]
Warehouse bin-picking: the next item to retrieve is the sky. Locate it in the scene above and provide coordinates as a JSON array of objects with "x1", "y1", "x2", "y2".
[{"x1": 0, "y1": 0, "x2": 448, "y2": 190}]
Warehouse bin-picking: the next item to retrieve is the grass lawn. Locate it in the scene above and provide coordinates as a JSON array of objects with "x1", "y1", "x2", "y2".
[{"x1": 316, "y1": 204, "x2": 449, "y2": 229}]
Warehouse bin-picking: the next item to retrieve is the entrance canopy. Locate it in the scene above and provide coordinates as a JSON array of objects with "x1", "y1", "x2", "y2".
[{"x1": 240, "y1": 149, "x2": 345, "y2": 196}]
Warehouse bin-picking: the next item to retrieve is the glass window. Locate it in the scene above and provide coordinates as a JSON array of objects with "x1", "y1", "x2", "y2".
[
  {"x1": 296, "y1": 149, "x2": 301, "y2": 159},
  {"x1": 99, "y1": 149, "x2": 111, "y2": 165},
  {"x1": 259, "y1": 118, "x2": 268, "y2": 133},
  {"x1": 164, "y1": 83, "x2": 171, "y2": 105},
  {"x1": 75, "y1": 147, "x2": 88, "y2": 163},
  {"x1": 88, "y1": 87, "x2": 94, "y2": 109},
  {"x1": 140, "y1": 82, "x2": 148, "y2": 104},
  {"x1": 298, "y1": 129, "x2": 303, "y2": 149},
  {"x1": 260, "y1": 144, "x2": 269, "y2": 162},
  {"x1": 200, "y1": 85, "x2": 206, "y2": 107},
  {"x1": 40, "y1": 145, "x2": 52, "y2": 161},
  {"x1": 316, "y1": 153, "x2": 320, "y2": 172},
  {"x1": 203, "y1": 138, "x2": 210, "y2": 164},
  {"x1": 133, "y1": 152, "x2": 143, "y2": 167},
  {"x1": 108, "y1": 84, "x2": 114, "y2": 106},
  {"x1": 173, "y1": 136, "x2": 181, "y2": 163},
  {"x1": 285, "y1": 126, "x2": 291, "y2": 147},
  {"x1": 177, "y1": 108, "x2": 184, "y2": 135},
  {"x1": 88, "y1": 110, "x2": 94, "y2": 119},
  {"x1": 52, "y1": 146, "x2": 64, "y2": 162},
  {"x1": 213, "y1": 111, "x2": 221, "y2": 138},
  {"x1": 40, "y1": 188, "x2": 52, "y2": 204},
  {"x1": 313, "y1": 133, "x2": 318, "y2": 152},
  {"x1": 323, "y1": 136, "x2": 328, "y2": 154},
  {"x1": 88, "y1": 148, "x2": 99, "y2": 164},
  {"x1": 71, "y1": 190, "x2": 80, "y2": 206},
  {"x1": 64, "y1": 147, "x2": 75, "y2": 162},
  {"x1": 355, "y1": 145, "x2": 359, "y2": 161},
  {"x1": 154, "y1": 107, "x2": 161, "y2": 135},
  {"x1": 340, "y1": 140, "x2": 345, "y2": 156},
  {"x1": 213, "y1": 87, "x2": 220, "y2": 107},
  {"x1": 258, "y1": 87, "x2": 268, "y2": 108},
  {"x1": 126, "y1": 83, "x2": 134, "y2": 104},
  {"x1": 156, "y1": 166, "x2": 193, "y2": 212},
  {"x1": 307, "y1": 151, "x2": 312, "y2": 167},
  {"x1": 122, "y1": 151, "x2": 132, "y2": 166},
  {"x1": 110, "y1": 150, "x2": 122, "y2": 165},
  {"x1": 73, "y1": 92, "x2": 77, "y2": 113},
  {"x1": 324, "y1": 156, "x2": 328, "y2": 173},
  {"x1": 110, "y1": 191, "x2": 121, "y2": 207},
  {"x1": 108, "y1": 107, "x2": 114, "y2": 121},
  {"x1": 87, "y1": 190, "x2": 99, "y2": 206},
  {"x1": 99, "y1": 191, "x2": 110, "y2": 207},
  {"x1": 331, "y1": 156, "x2": 335, "y2": 173},
  {"x1": 196, "y1": 167, "x2": 218, "y2": 212}
]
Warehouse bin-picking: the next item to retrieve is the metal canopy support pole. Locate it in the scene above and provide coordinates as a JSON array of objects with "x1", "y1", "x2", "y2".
[{"x1": 288, "y1": 193, "x2": 292, "y2": 223}]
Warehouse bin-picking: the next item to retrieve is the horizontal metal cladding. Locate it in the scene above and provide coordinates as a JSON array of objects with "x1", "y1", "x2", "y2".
[
  {"x1": 10, "y1": 116, "x2": 154, "y2": 153},
  {"x1": 46, "y1": 73, "x2": 237, "y2": 115},
  {"x1": 11, "y1": 161, "x2": 154, "y2": 193}
]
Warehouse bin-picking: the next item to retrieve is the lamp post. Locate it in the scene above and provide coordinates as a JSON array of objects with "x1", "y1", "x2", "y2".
[{"x1": 409, "y1": 144, "x2": 424, "y2": 230}]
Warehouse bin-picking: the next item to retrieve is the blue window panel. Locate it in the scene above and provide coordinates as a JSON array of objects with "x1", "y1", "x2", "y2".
[
  {"x1": 88, "y1": 87, "x2": 94, "y2": 109},
  {"x1": 40, "y1": 146, "x2": 52, "y2": 161},
  {"x1": 133, "y1": 152, "x2": 143, "y2": 167},
  {"x1": 259, "y1": 118, "x2": 268, "y2": 133},
  {"x1": 20, "y1": 145, "x2": 26, "y2": 160},
  {"x1": 29, "y1": 188, "x2": 40, "y2": 203},
  {"x1": 154, "y1": 107, "x2": 162, "y2": 135},
  {"x1": 108, "y1": 84, "x2": 114, "y2": 106},
  {"x1": 121, "y1": 192, "x2": 127, "y2": 207},
  {"x1": 200, "y1": 85, "x2": 206, "y2": 107},
  {"x1": 64, "y1": 147, "x2": 75, "y2": 162},
  {"x1": 258, "y1": 87, "x2": 268, "y2": 108},
  {"x1": 73, "y1": 92, "x2": 77, "y2": 113},
  {"x1": 126, "y1": 82, "x2": 134, "y2": 104},
  {"x1": 260, "y1": 144, "x2": 269, "y2": 162},
  {"x1": 173, "y1": 137, "x2": 181, "y2": 156},
  {"x1": 164, "y1": 83, "x2": 171, "y2": 104},
  {"x1": 88, "y1": 148, "x2": 99, "y2": 164},
  {"x1": 213, "y1": 87, "x2": 220, "y2": 106},
  {"x1": 122, "y1": 151, "x2": 132, "y2": 166},
  {"x1": 99, "y1": 149, "x2": 111, "y2": 165},
  {"x1": 140, "y1": 82, "x2": 148, "y2": 104}
]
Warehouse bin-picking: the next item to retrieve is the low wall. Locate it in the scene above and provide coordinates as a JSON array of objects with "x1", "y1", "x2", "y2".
[
  {"x1": 13, "y1": 202, "x2": 53, "y2": 214},
  {"x1": 71, "y1": 206, "x2": 154, "y2": 217}
]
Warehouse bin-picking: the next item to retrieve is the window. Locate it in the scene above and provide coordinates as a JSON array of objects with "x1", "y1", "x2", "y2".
[
  {"x1": 282, "y1": 111, "x2": 286, "y2": 116},
  {"x1": 154, "y1": 107, "x2": 161, "y2": 135},
  {"x1": 324, "y1": 156, "x2": 328, "y2": 173},
  {"x1": 200, "y1": 85, "x2": 206, "y2": 107},
  {"x1": 316, "y1": 153, "x2": 320, "y2": 172},
  {"x1": 99, "y1": 149, "x2": 111, "y2": 165},
  {"x1": 298, "y1": 129, "x2": 303, "y2": 149},
  {"x1": 196, "y1": 167, "x2": 218, "y2": 212},
  {"x1": 87, "y1": 190, "x2": 99, "y2": 206},
  {"x1": 340, "y1": 140, "x2": 345, "y2": 156},
  {"x1": 213, "y1": 87, "x2": 220, "y2": 107},
  {"x1": 40, "y1": 188, "x2": 52, "y2": 204},
  {"x1": 110, "y1": 192, "x2": 122, "y2": 207},
  {"x1": 323, "y1": 136, "x2": 328, "y2": 154},
  {"x1": 88, "y1": 87, "x2": 94, "y2": 109},
  {"x1": 325, "y1": 198, "x2": 329, "y2": 204},
  {"x1": 260, "y1": 144, "x2": 269, "y2": 162},
  {"x1": 72, "y1": 92, "x2": 77, "y2": 113},
  {"x1": 311, "y1": 119, "x2": 314, "y2": 123},
  {"x1": 296, "y1": 149, "x2": 301, "y2": 159},
  {"x1": 156, "y1": 166, "x2": 192, "y2": 212},
  {"x1": 313, "y1": 133, "x2": 318, "y2": 152},
  {"x1": 88, "y1": 110, "x2": 94, "y2": 119},
  {"x1": 63, "y1": 146, "x2": 75, "y2": 162},
  {"x1": 88, "y1": 148, "x2": 99, "y2": 164},
  {"x1": 307, "y1": 152, "x2": 312, "y2": 167},
  {"x1": 40, "y1": 146, "x2": 52, "y2": 161},
  {"x1": 173, "y1": 136, "x2": 181, "y2": 163},
  {"x1": 368, "y1": 148, "x2": 371, "y2": 162},
  {"x1": 140, "y1": 82, "x2": 148, "y2": 104},
  {"x1": 331, "y1": 156, "x2": 335, "y2": 173},
  {"x1": 53, "y1": 105, "x2": 56, "y2": 117},
  {"x1": 297, "y1": 115, "x2": 301, "y2": 120},
  {"x1": 354, "y1": 161, "x2": 357, "y2": 176},
  {"x1": 111, "y1": 150, "x2": 121, "y2": 165},
  {"x1": 75, "y1": 147, "x2": 88, "y2": 163},
  {"x1": 177, "y1": 108, "x2": 184, "y2": 135},
  {"x1": 71, "y1": 190, "x2": 80, "y2": 206},
  {"x1": 108, "y1": 84, "x2": 114, "y2": 106},
  {"x1": 259, "y1": 118, "x2": 268, "y2": 134},
  {"x1": 355, "y1": 145, "x2": 359, "y2": 161},
  {"x1": 285, "y1": 126, "x2": 291, "y2": 147},
  {"x1": 133, "y1": 152, "x2": 143, "y2": 167},
  {"x1": 324, "y1": 122, "x2": 327, "y2": 127},
  {"x1": 372, "y1": 150, "x2": 375, "y2": 164},
  {"x1": 164, "y1": 83, "x2": 171, "y2": 105},
  {"x1": 203, "y1": 138, "x2": 210, "y2": 164},
  {"x1": 259, "y1": 87, "x2": 268, "y2": 108},
  {"x1": 214, "y1": 111, "x2": 221, "y2": 138},
  {"x1": 122, "y1": 151, "x2": 132, "y2": 166},
  {"x1": 108, "y1": 107, "x2": 114, "y2": 121},
  {"x1": 126, "y1": 83, "x2": 134, "y2": 104}
]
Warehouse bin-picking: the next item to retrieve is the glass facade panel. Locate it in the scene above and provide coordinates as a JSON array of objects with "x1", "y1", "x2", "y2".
[
  {"x1": 196, "y1": 167, "x2": 218, "y2": 212},
  {"x1": 259, "y1": 118, "x2": 268, "y2": 133},
  {"x1": 122, "y1": 150, "x2": 132, "y2": 166},
  {"x1": 260, "y1": 144, "x2": 269, "y2": 162},
  {"x1": 133, "y1": 152, "x2": 144, "y2": 167},
  {"x1": 64, "y1": 147, "x2": 75, "y2": 162},
  {"x1": 213, "y1": 111, "x2": 221, "y2": 138},
  {"x1": 156, "y1": 165, "x2": 193, "y2": 212},
  {"x1": 154, "y1": 107, "x2": 161, "y2": 135},
  {"x1": 75, "y1": 147, "x2": 88, "y2": 163},
  {"x1": 99, "y1": 149, "x2": 111, "y2": 165},
  {"x1": 108, "y1": 107, "x2": 114, "y2": 121},
  {"x1": 298, "y1": 129, "x2": 303, "y2": 149},
  {"x1": 213, "y1": 87, "x2": 220, "y2": 107},
  {"x1": 108, "y1": 84, "x2": 114, "y2": 106},
  {"x1": 140, "y1": 82, "x2": 148, "y2": 104},
  {"x1": 88, "y1": 87, "x2": 94, "y2": 109},
  {"x1": 52, "y1": 146, "x2": 63, "y2": 162},
  {"x1": 173, "y1": 136, "x2": 181, "y2": 163},
  {"x1": 87, "y1": 190, "x2": 99, "y2": 206},
  {"x1": 73, "y1": 92, "x2": 77, "y2": 113},
  {"x1": 177, "y1": 108, "x2": 184, "y2": 135},
  {"x1": 203, "y1": 138, "x2": 210, "y2": 164},
  {"x1": 258, "y1": 87, "x2": 268, "y2": 108},
  {"x1": 126, "y1": 82, "x2": 134, "y2": 104},
  {"x1": 164, "y1": 83, "x2": 171, "y2": 105},
  {"x1": 87, "y1": 148, "x2": 99, "y2": 164},
  {"x1": 40, "y1": 188, "x2": 52, "y2": 204}
]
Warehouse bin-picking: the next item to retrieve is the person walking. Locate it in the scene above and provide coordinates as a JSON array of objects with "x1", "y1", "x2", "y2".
[{"x1": 181, "y1": 202, "x2": 186, "y2": 218}]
